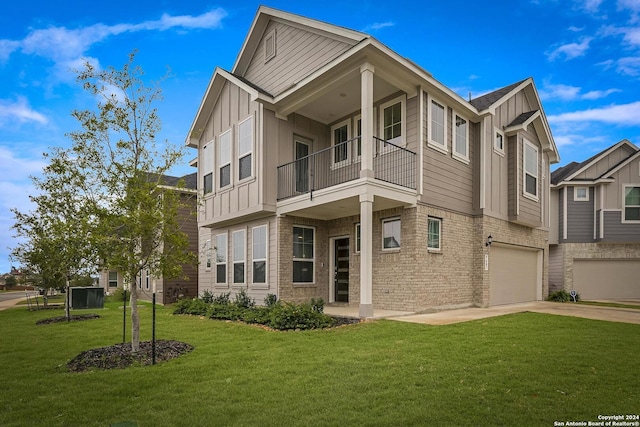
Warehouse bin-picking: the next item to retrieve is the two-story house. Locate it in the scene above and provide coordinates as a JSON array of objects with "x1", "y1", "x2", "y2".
[
  {"x1": 550, "y1": 140, "x2": 640, "y2": 300},
  {"x1": 187, "y1": 6, "x2": 559, "y2": 317}
]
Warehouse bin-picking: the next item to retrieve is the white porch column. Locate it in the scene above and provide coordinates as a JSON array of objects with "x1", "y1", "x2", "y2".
[
  {"x1": 360, "y1": 63, "x2": 375, "y2": 178},
  {"x1": 359, "y1": 193, "x2": 374, "y2": 318}
]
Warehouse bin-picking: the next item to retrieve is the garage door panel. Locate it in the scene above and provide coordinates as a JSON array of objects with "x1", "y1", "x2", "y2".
[
  {"x1": 573, "y1": 260, "x2": 640, "y2": 300},
  {"x1": 490, "y1": 246, "x2": 541, "y2": 306}
]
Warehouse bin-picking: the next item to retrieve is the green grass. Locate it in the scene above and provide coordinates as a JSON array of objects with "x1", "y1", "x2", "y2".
[{"x1": 0, "y1": 302, "x2": 638, "y2": 427}]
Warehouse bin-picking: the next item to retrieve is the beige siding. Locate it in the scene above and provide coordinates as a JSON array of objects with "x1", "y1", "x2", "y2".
[
  {"x1": 548, "y1": 244, "x2": 564, "y2": 293},
  {"x1": 243, "y1": 21, "x2": 355, "y2": 96},
  {"x1": 603, "y1": 159, "x2": 640, "y2": 209},
  {"x1": 575, "y1": 144, "x2": 637, "y2": 180}
]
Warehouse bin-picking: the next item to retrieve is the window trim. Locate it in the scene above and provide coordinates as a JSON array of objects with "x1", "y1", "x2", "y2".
[
  {"x1": 427, "y1": 217, "x2": 442, "y2": 252},
  {"x1": 331, "y1": 118, "x2": 351, "y2": 167},
  {"x1": 574, "y1": 186, "x2": 589, "y2": 202},
  {"x1": 251, "y1": 225, "x2": 268, "y2": 285},
  {"x1": 293, "y1": 225, "x2": 315, "y2": 284},
  {"x1": 202, "y1": 139, "x2": 215, "y2": 194},
  {"x1": 219, "y1": 129, "x2": 232, "y2": 190},
  {"x1": 452, "y1": 111, "x2": 469, "y2": 164},
  {"x1": 382, "y1": 217, "x2": 401, "y2": 251},
  {"x1": 379, "y1": 95, "x2": 406, "y2": 147},
  {"x1": 215, "y1": 233, "x2": 228, "y2": 285},
  {"x1": 623, "y1": 185, "x2": 640, "y2": 223},
  {"x1": 428, "y1": 96, "x2": 448, "y2": 153},
  {"x1": 523, "y1": 139, "x2": 539, "y2": 201},
  {"x1": 237, "y1": 116, "x2": 253, "y2": 182},
  {"x1": 494, "y1": 128, "x2": 505, "y2": 156}
]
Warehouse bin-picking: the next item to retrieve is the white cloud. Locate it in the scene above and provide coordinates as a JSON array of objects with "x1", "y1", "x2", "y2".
[
  {"x1": 0, "y1": 39, "x2": 20, "y2": 61},
  {"x1": 580, "y1": 0, "x2": 604, "y2": 12},
  {"x1": 548, "y1": 101, "x2": 640, "y2": 125},
  {"x1": 361, "y1": 22, "x2": 395, "y2": 32},
  {"x1": 582, "y1": 88, "x2": 622, "y2": 99},
  {"x1": 0, "y1": 97, "x2": 48, "y2": 125},
  {"x1": 539, "y1": 83, "x2": 620, "y2": 100},
  {"x1": 546, "y1": 37, "x2": 593, "y2": 61}
]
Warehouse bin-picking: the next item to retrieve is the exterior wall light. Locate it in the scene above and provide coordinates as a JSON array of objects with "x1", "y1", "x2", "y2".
[{"x1": 486, "y1": 235, "x2": 493, "y2": 247}]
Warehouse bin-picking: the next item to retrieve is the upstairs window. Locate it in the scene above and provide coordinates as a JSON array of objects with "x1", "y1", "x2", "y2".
[
  {"x1": 219, "y1": 130, "x2": 232, "y2": 188},
  {"x1": 203, "y1": 140, "x2": 214, "y2": 194},
  {"x1": 429, "y1": 98, "x2": 447, "y2": 151},
  {"x1": 523, "y1": 139, "x2": 538, "y2": 199},
  {"x1": 453, "y1": 113, "x2": 469, "y2": 162},
  {"x1": 624, "y1": 186, "x2": 640, "y2": 221},
  {"x1": 494, "y1": 128, "x2": 505, "y2": 154},
  {"x1": 331, "y1": 119, "x2": 350, "y2": 165},
  {"x1": 379, "y1": 96, "x2": 405, "y2": 147},
  {"x1": 238, "y1": 117, "x2": 253, "y2": 181},
  {"x1": 574, "y1": 187, "x2": 589, "y2": 201}
]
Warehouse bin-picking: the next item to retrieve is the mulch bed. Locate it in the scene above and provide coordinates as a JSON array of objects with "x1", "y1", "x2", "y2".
[
  {"x1": 36, "y1": 314, "x2": 100, "y2": 325},
  {"x1": 67, "y1": 340, "x2": 194, "y2": 372}
]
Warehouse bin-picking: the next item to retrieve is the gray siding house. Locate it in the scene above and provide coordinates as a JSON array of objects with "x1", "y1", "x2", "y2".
[
  {"x1": 550, "y1": 140, "x2": 640, "y2": 299},
  {"x1": 187, "y1": 6, "x2": 559, "y2": 316}
]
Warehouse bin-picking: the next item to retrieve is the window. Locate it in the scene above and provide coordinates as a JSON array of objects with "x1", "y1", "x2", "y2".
[
  {"x1": 219, "y1": 130, "x2": 232, "y2": 188},
  {"x1": 264, "y1": 29, "x2": 276, "y2": 62},
  {"x1": 331, "y1": 119, "x2": 350, "y2": 165},
  {"x1": 355, "y1": 223, "x2": 361, "y2": 253},
  {"x1": 293, "y1": 226, "x2": 314, "y2": 283},
  {"x1": 494, "y1": 128, "x2": 505, "y2": 154},
  {"x1": 429, "y1": 98, "x2": 447, "y2": 151},
  {"x1": 203, "y1": 140, "x2": 214, "y2": 194},
  {"x1": 523, "y1": 140, "x2": 538, "y2": 199},
  {"x1": 252, "y1": 225, "x2": 267, "y2": 284},
  {"x1": 233, "y1": 230, "x2": 245, "y2": 284},
  {"x1": 215, "y1": 233, "x2": 227, "y2": 284},
  {"x1": 453, "y1": 113, "x2": 469, "y2": 162},
  {"x1": 379, "y1": 96, "x2": 405, "y2": 147},
  {"x1": 574, "y1": 187, "x2": 589, "y2": 201},
  {"x1": 238, "y1": 117, "x2": 253, "y2": 180},
  {"x1": 355, "y1": 116, "x2": 362, "y2": 158},
  {"x1": 624, "y1": 186, "x2": 640, "y2": 221},
  {"x1": 108, "y1": 271, "x2": 118, "y2": 288},
  {"x1": 145, "y1": 271, "x2": 150, "y2": 290},
  {"x1": 427, "y1": 217, "x2": 441, "y2": 251},
  {"x1": 205, "y1": 239, "x2": 212, "y2": 270},
  {"x1": 382, "y1": 217, "x2": 401, "y2": 249}
]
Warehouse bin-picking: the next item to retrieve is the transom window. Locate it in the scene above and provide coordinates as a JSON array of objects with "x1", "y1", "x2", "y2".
[
  {"x1": 453, "y1": 113, "x2": 469, "y2": 162},
  {"x1": 382, "y1": 217, "x2": 401, "y2": 249},
  {"x1": 429, "y1": 99, "x2": 447, "y2": 151},
  {"x1": 219, "y1": 130, "x2": 232, "y2": 188},
  {"x1": 252, "y1": 225, "x2": 267, "y2": 284},
  {"x1": 233, "y1": 230, "x2": 245, "y2": 284},
  {"x1": 215, "y1": 233, "x2": 227, "y2": 284},
  {"x1": 238, "y1": 116, "x2": 253, "y2": 181},
  {"x1": 524, "y1": 139, "x2": 538, "y2": 199},
  {"x1": 427, "y1": 217, "x2": 441, "y2": 251},
  {"x1": 293, "y1": 226, "x2": 314, "y2": 283},
  {"x1": 624, "y1": 186, "x2": 640, "y2": 221}
]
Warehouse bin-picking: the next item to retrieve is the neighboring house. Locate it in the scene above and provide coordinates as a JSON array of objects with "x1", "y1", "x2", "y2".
[
  {"x1": 100, "y1": 172, "x2": 199, "y2": 304},
  {"x1": 187, "y1": 6, "x2": 559, "y2": 316},
  {"x1": 550, "y1": 140, "x2": 640, "y2": 299}
]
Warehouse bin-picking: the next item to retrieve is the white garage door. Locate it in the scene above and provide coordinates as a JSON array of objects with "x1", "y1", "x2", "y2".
[
  {"x1": 490, "y1": 245, "x2": 541, "y2": 306},
  {"x1": 573, "y1": 259, "x2": 640, "y2": 300}
]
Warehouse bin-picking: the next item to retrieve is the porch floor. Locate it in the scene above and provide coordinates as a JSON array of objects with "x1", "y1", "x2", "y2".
[{"x1": 324, "y1": 305, "x2": 414, "y2": 320}]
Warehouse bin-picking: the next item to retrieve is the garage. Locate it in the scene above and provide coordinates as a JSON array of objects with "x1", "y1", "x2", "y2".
[
  {"x1": 490, "y1": 245, "x2": 542, "y2": 306},
  {"x1": 572, "y1": 259, "x2": 640, "y2": 300}
]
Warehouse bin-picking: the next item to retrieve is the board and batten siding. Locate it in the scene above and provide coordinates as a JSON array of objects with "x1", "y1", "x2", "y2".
[
  {"x1": 422, "y1": 98, "x2": 476, "y2": 215},
  {"x1": 574, "y1": 144, "x2": 637, "y2": 180},
  {"x1": 603, "y1": 159, "x2": 640, "y2": 209},
  {"x1": 564, "y1": 187, "x2": 595, "y2": 242},
  {"x1": 243, "y1": 20, "x2": 357, "y2": 97}
]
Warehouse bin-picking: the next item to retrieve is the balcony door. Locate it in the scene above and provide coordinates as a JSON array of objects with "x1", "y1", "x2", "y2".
[{"x1": 294, "y1": 137, "x2": 310, "y2": 193}]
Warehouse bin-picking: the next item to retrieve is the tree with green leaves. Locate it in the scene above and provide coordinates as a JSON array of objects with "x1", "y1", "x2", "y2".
[{"x1": 65, "y1": 52, "x2": 194, "y2": 352}]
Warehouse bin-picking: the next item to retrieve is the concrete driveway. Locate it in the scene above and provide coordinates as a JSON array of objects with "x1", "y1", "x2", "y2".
[{"x1": 389, "y1": 301, "x2": 640, "y2": 325}]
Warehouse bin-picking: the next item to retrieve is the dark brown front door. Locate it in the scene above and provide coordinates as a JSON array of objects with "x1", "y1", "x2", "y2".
[{"x1": 334, "y1": 238, "x2": 349, "y2": 302}]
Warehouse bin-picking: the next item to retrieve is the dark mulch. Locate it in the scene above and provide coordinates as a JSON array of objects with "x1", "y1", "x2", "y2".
[
  {"x1": 330, "y1": 316, "x2": 363, "y2": 327},
  {"x1": 67, "y1": 340, "x2": 193, "y2": 372},
  {"x1": 36, "y1": 314, "x2": 100, "y2": 325}
]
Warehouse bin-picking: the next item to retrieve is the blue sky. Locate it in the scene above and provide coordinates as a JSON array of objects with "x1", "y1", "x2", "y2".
[{"x1": 2, "y1": 0, "x2": 640, "y2": 274}]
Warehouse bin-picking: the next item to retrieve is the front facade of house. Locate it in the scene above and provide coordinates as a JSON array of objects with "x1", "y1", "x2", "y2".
[
  {"x1": 188, "y1": 7, "x2": 559, "y2": 316},
  {"x1": 549, "y1": 140, "x2": 640, "y2": 299}
]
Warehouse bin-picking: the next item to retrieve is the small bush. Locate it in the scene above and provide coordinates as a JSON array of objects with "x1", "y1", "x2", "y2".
[
  {"x1": 201, "y1": 290, "x2": 214, "y2": 304},
  {"x1": 234, "y1": 289, "x2": 255, "y2": 309},
  {"x1": 208, "y1": 303, "x2": 246, "y2": 321},
  {"x1": 106, "y1": 287, "x2": 128, "y2": 303},
  {"x1": 309, "y1": 298, "x2": 324, "y2": 313},
  {"x1": 268, "y1": 302, "x2": 335, "y2": 331},
  {"x1": 264, "y1": 293, "x2": 278, "y2": 308},
  {"x1": 172, "y1": 298, "x2": 194, "y2": 314},
  {"x1": 547, "y1": 290, "x2": 580, "y2": 302},
  {"x1": 212, "y1": 292, "x2": 231, "y2": 305}
]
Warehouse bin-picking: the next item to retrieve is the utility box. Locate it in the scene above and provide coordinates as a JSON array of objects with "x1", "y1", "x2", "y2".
[{"x1": 70, "y1": 287, "x2": 104, "y2": 309}]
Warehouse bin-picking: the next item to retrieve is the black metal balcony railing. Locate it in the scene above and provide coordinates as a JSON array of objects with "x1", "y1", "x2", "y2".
[{"x1": 277, "y1": 137, "x2": 416, "y2": 200}]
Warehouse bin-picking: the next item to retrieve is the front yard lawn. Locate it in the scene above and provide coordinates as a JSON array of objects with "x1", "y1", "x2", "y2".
[{"x1": 0, "y1": 302, "x2": 637, "y2": 426}]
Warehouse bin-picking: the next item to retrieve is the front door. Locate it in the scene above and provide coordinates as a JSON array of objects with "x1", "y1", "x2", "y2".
[{"x1": 334, "y1": 238, "x2": 349, "y2": 302}]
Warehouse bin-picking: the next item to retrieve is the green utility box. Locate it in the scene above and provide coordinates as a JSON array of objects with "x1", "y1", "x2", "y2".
[{"x1": 70, "y1": 287, "x2": 104, "y2": 309}]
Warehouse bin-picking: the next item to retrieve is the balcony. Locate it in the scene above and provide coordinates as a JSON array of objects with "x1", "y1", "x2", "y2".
[{"x1": 277, "y1": 137, "x2": 416, "y2": 201}]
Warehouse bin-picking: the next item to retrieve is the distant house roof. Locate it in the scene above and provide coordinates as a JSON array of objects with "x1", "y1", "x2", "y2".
[
  {"x1": 161, "y1": 172, "x2": 197, "y2": 190},
  {"x1": 469, "y1": 79, "x2": 529, "y2": 110}
]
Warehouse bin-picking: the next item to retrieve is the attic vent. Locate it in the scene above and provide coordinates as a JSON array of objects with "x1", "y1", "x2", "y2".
[{"x1": 264, "y1": 29, "x2": 276, "y2": 63}]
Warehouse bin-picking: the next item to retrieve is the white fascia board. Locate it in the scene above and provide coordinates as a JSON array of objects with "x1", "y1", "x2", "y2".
[{"x1": 563, "y1": 139, "x2": 639, "y2": 182}]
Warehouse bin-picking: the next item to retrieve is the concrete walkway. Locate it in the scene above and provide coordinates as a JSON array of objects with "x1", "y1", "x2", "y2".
[{"x1": 325, "y1": 301, "x2": 640, "y2": 325}]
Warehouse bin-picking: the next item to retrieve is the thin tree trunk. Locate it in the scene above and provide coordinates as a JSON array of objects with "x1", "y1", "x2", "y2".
[
  {"x1": 65, "y1": 277, "x2": 70, "y2": 320},
  {"x1": 130, "y1": 281, "x2": 140, "y2": 353}
]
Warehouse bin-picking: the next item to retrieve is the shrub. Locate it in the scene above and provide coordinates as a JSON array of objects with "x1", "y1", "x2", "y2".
[
  {"x1": 172, "y1": 298, "x2": 194, "y2": 314},
  {"x1": 234, "y1": 288, "x2": 255, "y2": 309},
  {"x1": 264, "y1": 293, "x2": 278, "y2": 308},
  {"x1": 208, "y1": 303, "x2": 246, "y2": 321},
  {"x1": 547, "y1": 290, "x2": 580, "y2": 302},
  {"x1": 173, "y1": 298, "x2": 209, "y2": 316},
  {"x1": 309, "y1": 298, "x2": 324, "y2": 313},
  {"x1": 201, "y1": 290, "x2": 214, "y2": 304},
  {"x1": 268, "y1": 302, "x2": 335, "y2": 331},
  {"x1": 212, "y1": 292, "x2": 231, "y2": 305},
  {"x1": 106, "y1": 287, "x2": 128, "y2": 304}
]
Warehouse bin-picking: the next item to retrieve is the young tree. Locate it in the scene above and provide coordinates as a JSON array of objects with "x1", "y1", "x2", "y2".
[{"x1": 66, "y1": 52, "x2": 193, "y2": 352}]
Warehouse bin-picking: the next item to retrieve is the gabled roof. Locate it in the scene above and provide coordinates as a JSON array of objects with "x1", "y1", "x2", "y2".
[
  {"x1": 469, "y1": 79, "x2": 529, "y2": 110},
  {"x1": 551, "y1": 139, "x2": 640, "y2": 185}
]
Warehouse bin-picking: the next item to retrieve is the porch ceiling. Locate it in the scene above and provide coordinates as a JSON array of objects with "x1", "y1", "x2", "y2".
[{"x1": 278, "y1": 193, "x2": 412, "y2": 221}]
